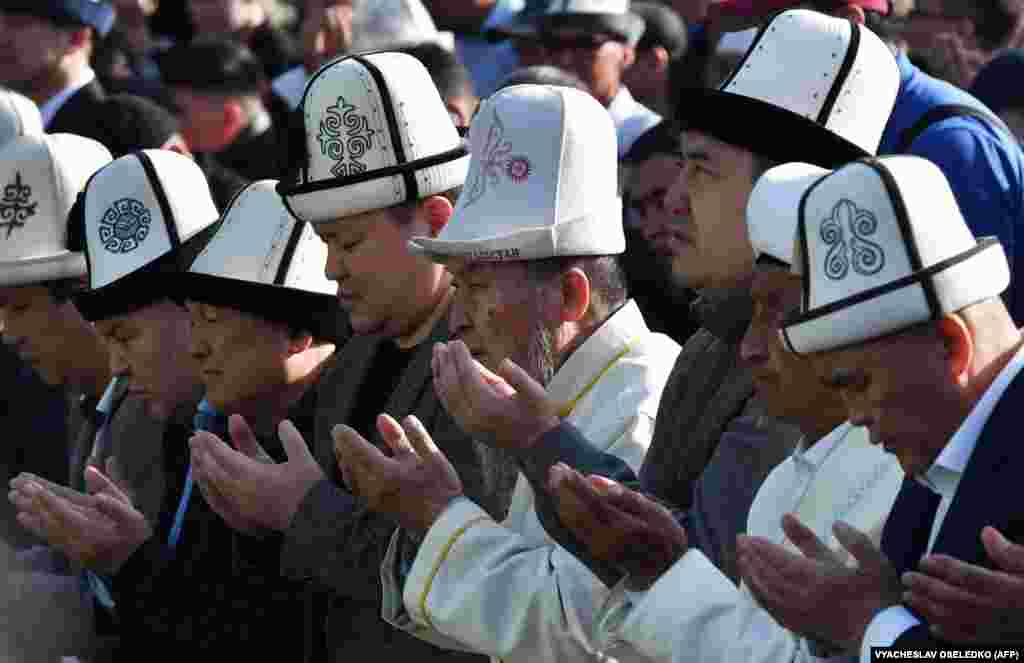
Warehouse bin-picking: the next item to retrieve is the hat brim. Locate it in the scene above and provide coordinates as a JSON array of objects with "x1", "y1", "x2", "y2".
[
  {"x1": 541, "y1": 12, "x2": 647, "y2": 46},
  {"x1": 0, "y1": 251, "x2": 86, "y2": 288},
  {"x1": 678, "y1": 87, "x2": 872, "y2": 169},
  {"x1": 74, "y1": 252, "x2": 181, "y2": 322},
  {"x1": 75, "y1": 221, "x2": 220, "y2": 322},
  {"x1": 279, "y1": 150, "x2": 470, "y2": 224},
  {"x1": 176, "y1": 272, "x2": 348, "y2": 344},
  {"x1": 781, "y1": 238, "x2": 1010, "y2": 355},
  {"x1": 408, "y1": 207, "x2": 626, "y2": 263}
]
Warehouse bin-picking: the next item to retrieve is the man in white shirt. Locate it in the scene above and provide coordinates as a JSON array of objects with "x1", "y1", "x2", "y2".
[
  {"x1": 333, "y1": 83, "x2": 682, "y2": 663},
  {"x1": 528, "y1": 161, "x2": 904, "y2": 663},
  {"x1": 736, "y1": 156, "x2": 1024, "y2": 660},
  {"x1": 0, "y1": 1, "x2": 115, "y2": 132},
  {"x1": 533, "y1": 0, "x2": 661, "y2": 156}
]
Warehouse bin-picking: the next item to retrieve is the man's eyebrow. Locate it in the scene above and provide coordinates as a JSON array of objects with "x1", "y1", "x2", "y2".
[{"x1": 683, "y1": 148, "x2": 711, "y2": 163}]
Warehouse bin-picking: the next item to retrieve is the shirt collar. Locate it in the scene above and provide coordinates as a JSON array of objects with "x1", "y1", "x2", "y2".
[
  {"x1": 920, "y1": 341, "x2": 1024, "y2": 495},
  {"x1": 607, "y1": 86, "x2": 636, "y2": 125},
  {"x1": 40, "y1": 66, "x2": 96, "y2": 128},
  {"x1": 792, "y1": 421, "x2": 854, "y2": 471},
  {"x1": 546, "y1": 300, "x2": 648, "y2": 406},
  {"x1": 395, "y1": 286, "x2": 454, "y2": 350}
]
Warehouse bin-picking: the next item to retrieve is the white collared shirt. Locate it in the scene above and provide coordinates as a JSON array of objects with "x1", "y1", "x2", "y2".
[
  {"x1": 607, "y1": 86, "x2": 662, "y2": 157},
  {"x1": 593, "y1": 422, "x2": 903, "y2": 663},
  {"x1": 40, "y1": 66, "x2": 96, "y2": 128},
  {"x1": 860, "y1": 341, "x2": 1024, "y2": 662}
]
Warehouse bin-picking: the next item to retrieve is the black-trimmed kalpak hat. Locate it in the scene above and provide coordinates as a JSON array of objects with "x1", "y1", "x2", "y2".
[
  {"x1": 0, "y1": 133, "x2": 111, "y2": 287},
  {"x1": 70, "y1": 150, "x2": 221, "y2": 321},
  {"x1": 540, "y1": 0, "x2": 646, "y2": 46},
  {"x1": 178, "y1": 180, "x2": 345, "y2": 343},
  {"x1": 773, "y1": 156, "x2": 1010, "y2": 355},
  {"x1": 679, "y1": 9, "x2": 899, "y2": 169},
  {"x1": 0, "y1": 0, "x2": 116, "y2": 36},
  {"x1": 277, "y1": 51, "x2": 469, "y2": 225}
]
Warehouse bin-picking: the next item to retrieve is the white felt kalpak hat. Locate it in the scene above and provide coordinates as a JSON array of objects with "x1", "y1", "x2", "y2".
[
  {"x1": 71, "y1": 150, "x2": 220, "y2": 321},
  {"x1": 0, "y1": 89, "x2": 42, "y2": 148},
  {"x1": 409, "y1": 84, "x2": 624, "y2": 262},
  {"x1": 277, "y1": 51, "x2": 469, "y2": 224},
  {"x1": 540, "y1": 0, "x2": 646, "y2": 46},
  {"x1": 0, "y1": 134, "x2": 111, "y2": 287},
  {"x1": 680, "y1": 9, "x2": 898, "y2": 168},
  {"x1": 747, "y1": 161, "x2": 829, "y2": 266},
  {"x1": 777, "y1": 156, "x2": 1010, "y2": 355},
  {"x1": 180, "y1": 180, "x2": 345, "y2": 342}
]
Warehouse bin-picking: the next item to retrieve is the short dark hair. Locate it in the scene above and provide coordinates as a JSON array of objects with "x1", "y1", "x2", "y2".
[
  {"x1": 959, "y1": 1, "x2": 1017, "y2": 51},
  {"x1": 752, "y1": 154, "x2": 779, "y2": 183},
  {"x1": 158, "y1": 35, "x2": 266, "y2": 96},
  {"x1": 398, "y1": 42, "x2": 474, "y2": 100},
  {"x1": 386, "y1": 187, "x2": 464, "y2": 226},
  {"x1": 632, "y1": 1, "x2": 688, "y2": 57},
  {"x1": 622, "y1": 121, "x2": 683, "y2": 164},
  {"x1": 527, "y1": 255, "x2": 630, "y2": 318}
]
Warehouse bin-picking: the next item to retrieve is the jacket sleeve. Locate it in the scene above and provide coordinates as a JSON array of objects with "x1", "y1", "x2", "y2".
[
  {"x1": 514, "y1": 421, "x2": 667, "y2": 588},
  {"x1": 381, "y1": 415, "x2": 656, "y2": 663},
  {"x1": 110, "y1": 510, "x2": 310, "y2": 655}
]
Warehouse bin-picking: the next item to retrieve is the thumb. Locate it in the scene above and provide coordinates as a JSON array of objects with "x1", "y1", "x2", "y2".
[
  {"x1": 104, "y1": 456, "x2": 133, "y2": 498},
  {"x1": 834, "y1": 520, "x2": 887, "y2": 573},
  {"x1": 982, "y1": 526, "x2": 1024, "y2": 574},
  {"x1": 782, "y1": 513, "x2": 834, "y2": 562},
  {"x1": 278, "y1": 419, "x2": 314, "y2": 464},
  {"x1": 228, "y1": 415, "x2": 264, "y2": 458},
  {"x1": 498, "y1": 358, "x2": 555, "y2": 416},
  {"x1": 85, "y1": 466, "x2": 130, "y2": 504}
]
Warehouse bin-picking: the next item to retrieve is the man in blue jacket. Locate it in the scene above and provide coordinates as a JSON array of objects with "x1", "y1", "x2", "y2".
[{"x1": 712, "y1": 0, "x2": 1024, "y2": 321}]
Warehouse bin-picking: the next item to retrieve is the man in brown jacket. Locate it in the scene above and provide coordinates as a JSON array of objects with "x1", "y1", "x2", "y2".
[{"x1": 187, "y1": 52, "x2": 513, "y2": 661}]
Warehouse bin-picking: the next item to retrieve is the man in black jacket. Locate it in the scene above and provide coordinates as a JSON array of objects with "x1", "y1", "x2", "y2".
[
  {"x1": 7, "y1": 151, "x2": 309, "y2": 660},
  {"x1": 0, "y1": 1, "x2": 115, "y2": 134}
]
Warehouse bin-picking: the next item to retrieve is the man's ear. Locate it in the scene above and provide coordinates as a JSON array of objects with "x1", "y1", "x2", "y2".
[
  {"x1": 421, "y1": 195, "x2": 455, "y2": 238},
  {"x1": 650, "y1": 46, "x2": 671, "y2": 73},
  {"x1": 938, "y1": 313, "x2": 974, "y2": 385},
  {"x1": 560, "y1": 267, "x2": 591, "y2": 323},
  {"x1": 287, "y1": 330, "x2": 315, "y2": 356},
  {"x1": 66, "y1": 26, "x2": 91, "y2": 52},
  {"x1": 622, "y1": 45, "x2": 637, "y2": 69},
  {"x1": 223, "y1": 100, "x2": 246, "y2": 140},
  {"x1": 831, "y1": 3, "x2": 866, "y2": 24}
]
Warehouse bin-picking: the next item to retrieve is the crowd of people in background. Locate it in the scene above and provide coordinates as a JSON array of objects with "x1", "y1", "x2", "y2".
[{"x1": 0, "y1": 0, "x2": 1023, "y2": 661}]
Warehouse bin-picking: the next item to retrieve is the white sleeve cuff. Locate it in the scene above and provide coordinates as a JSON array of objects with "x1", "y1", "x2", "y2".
[
  {"x1": 403, "y1": 496, "x2": 494, "y2": 628},
  {"x1": 859, "y1": 606, "x2": 921, "y2": 663}
]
